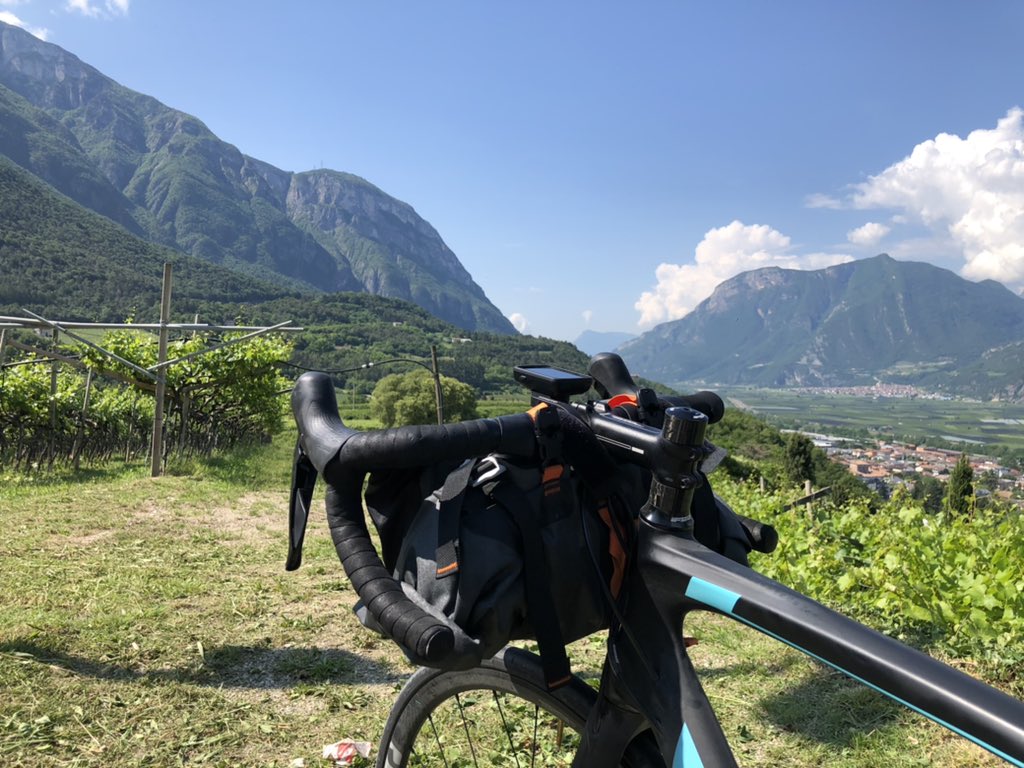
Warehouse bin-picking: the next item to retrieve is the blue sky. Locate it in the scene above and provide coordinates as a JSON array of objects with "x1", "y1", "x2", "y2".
[{"x1": 3, "y1": 2, "x2": 1023, "y2": 342}]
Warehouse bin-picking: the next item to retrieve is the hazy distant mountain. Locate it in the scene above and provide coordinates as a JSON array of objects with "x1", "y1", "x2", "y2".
[
  {"x1": 619, "y1": 254, "x2": 1024, "y2": 399},
  {"x1": 573, "y1": 329, "x2": 637, "y2": 356},
  {"x1": 0, "y1": 21, "x2": 514, "y2": 334}
]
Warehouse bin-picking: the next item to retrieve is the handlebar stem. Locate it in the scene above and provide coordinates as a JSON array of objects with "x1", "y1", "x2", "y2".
[{"x1": 642, "y1": 406, "x2": 708, "y2": 530}]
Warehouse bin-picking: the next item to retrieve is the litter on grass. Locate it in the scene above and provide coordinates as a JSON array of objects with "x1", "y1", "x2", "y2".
[{"x1": 322, "y1": 740, "x2": 372, "y2": 766}]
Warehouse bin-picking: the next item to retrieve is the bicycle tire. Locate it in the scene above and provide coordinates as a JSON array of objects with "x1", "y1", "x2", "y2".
[{"x1": 377, "y1": 646, "x2": 665, "y2": 768}]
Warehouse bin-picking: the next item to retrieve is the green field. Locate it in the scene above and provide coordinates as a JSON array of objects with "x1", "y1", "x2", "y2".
[
  {"x1": 723, "y1": 388, "x2": 1024, "y2": 455},
  {"x1": 1, "y1": 438, "x2": 1011, "y2": 767}
]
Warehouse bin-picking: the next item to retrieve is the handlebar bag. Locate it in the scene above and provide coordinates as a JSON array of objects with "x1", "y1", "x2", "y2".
[
  {"x1": 358, "y1": 454, "x2": 627, "y2": 685},
  {"x1": 354, "y1": 436, "x2": 751, "y2": 683}
]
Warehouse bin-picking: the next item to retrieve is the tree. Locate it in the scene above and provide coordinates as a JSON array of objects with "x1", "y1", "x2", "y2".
[
  {"x1": 783, "y1": 432, "x2": 816, "y2": 486},
  {"x1": 911, "y1": 474, "x2": 945, "y2": 514},
  {"x1": 371, "y1": 370, "x2": 479, "y2": 427},
  {"x1": 944, "y1": 453, "x2": 974, "y2": 517}
]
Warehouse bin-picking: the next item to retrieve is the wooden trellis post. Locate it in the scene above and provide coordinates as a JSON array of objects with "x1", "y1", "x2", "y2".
[
  {"x1": 71, "y1": 369, "x2": 94, "y2": 471},
  {"x1": 151, "y1": 263, "x2": 172, "y2": 477},
  {"x1": 178, "y1": 388, "x2": 191, "y2": 454},
  {"x1": 49, "y1": 329, "x2": 59, "y2": 463}
]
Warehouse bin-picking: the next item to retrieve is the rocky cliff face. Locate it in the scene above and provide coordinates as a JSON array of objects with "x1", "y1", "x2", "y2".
[
  {"x1": 0, "y1": 23, "x2": 106, "y2": 109},
  {"x1": 0, "y1": 21, "x2": 515, "y2": 334},
  {"x1": 283, "y1": 171, "x2": 502, "y2": 331}
]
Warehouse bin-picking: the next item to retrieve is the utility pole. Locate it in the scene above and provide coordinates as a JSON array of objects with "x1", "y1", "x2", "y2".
[
  {"x1": 150, "y1": 263, "x2": 172, "y2": 477},
  {"x1": 430, "y1": 344, "x2": 444, "y2": 425}
]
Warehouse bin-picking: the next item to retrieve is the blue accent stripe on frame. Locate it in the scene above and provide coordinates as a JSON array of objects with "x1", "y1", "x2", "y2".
[
  {"x1": 672, "y1": 723, "x2": 703, "y2": 767},
  {"x1": 733, "y1": 614, "x2": 1024, "y2": 768},
  {"x1": 685, "y1": 576, "x2": 740, "y2": 614}
]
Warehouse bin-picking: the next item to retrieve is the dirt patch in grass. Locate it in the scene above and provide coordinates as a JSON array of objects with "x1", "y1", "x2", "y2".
[
  {"x1": 65, "y1": 529, "x2": 117, "y2": 547},
  {"x1": 202, "y1": 491, "x2": 287, "y2": 546}
]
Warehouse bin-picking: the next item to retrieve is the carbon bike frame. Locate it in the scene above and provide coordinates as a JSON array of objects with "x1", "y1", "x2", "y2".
[{"x1": 570, "y1": 519, "x2": 1024, "y2": 768}]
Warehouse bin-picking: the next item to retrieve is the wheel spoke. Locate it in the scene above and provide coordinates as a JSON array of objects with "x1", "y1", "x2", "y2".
[
  {"x1": 531, "y1": 704, "x2": 539, "y2": 768},
  {"x1": 455, "y1": 692, "x2": 480, "y2": 767},
  {"x1": 426, "y1": 713, "x2": 451, "y2": 768},
  {"x1": 492, "y1": 689, "x2": 523, "y2": 768}
]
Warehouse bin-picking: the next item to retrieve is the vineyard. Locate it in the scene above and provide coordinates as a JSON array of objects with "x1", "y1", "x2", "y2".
[{"x1": 0, "y1": 328, "x2": 292, "y2": 472}]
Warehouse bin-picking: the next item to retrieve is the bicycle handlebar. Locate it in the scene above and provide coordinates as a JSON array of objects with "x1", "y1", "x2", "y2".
[
  {"x1": 589, "y1": 352, "x2": 724, "y2": 426},
  {"x1": 290, "y1": 371, "x2": 538, "y2": 666},
  {"x1": 289, "y1": 360, "x2": 775, "y2": 664}
]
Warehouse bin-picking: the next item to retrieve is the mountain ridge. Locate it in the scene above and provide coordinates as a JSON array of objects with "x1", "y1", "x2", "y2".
[
  {"x1": 0, "y1": 152, "x2": 590, "y2": 396},
  {"x1": 0, "y1": 21, "x2": 515, "y2": 334},
  {"x1": 619, "y1": 255, "x2": 1024, "y2": 400}
]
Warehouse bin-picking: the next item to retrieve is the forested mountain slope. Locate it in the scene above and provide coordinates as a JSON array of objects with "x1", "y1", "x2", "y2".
[
  {"x1": 0, "y1": 155, "x2": 584, "y2": 394},
  {"x1": 0, "y1": 20, "x2": 513, "y2": 334}
]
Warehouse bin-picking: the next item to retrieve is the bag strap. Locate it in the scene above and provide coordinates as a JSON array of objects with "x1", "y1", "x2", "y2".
[
  {"x1": 433, "y1": 459, "x2": 477, "y2": 579},
  {"x1": 491, "y1": 478, "x2": 574, "y2": 690},
  {"x1": 597, "y1": 498, "x2": 628, "y2": 599},
  {"x1": 527, "y1": 402, "x2": 563, "y2": 466}
]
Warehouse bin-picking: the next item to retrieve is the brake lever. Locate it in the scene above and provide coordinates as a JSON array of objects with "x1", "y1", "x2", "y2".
[{"x1": 286, "y1": 441, "x2": 318, "y2": 571}]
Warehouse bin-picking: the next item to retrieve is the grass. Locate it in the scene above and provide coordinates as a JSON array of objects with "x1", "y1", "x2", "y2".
[{"x1": 0, "y1": 435, "x2": 1014, "y2": 766}]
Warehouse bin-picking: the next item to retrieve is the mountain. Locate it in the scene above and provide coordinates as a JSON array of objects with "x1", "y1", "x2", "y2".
[
  {"x1": 619, "y1": 255, "x2": 1024, "y2": 398},
  {"x1": 0, "y1": 153, "x2": 588, "y2": 394},
  {"x1": 0, "y1": 153, "x2": 297, "y2": 317},
  {"x1": 573, "y1": 329, "x2": 637, "y2": 356},
  {"x1": 0, "y1": 21, "x2": 514, "y2": 334}
]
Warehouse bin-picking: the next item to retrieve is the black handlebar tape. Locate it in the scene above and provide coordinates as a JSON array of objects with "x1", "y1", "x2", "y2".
[
  {"x1": 587, "y1": 353, "x2": 725, "y2": 425},
  {"x1": 325, "y1": 482, "x2": 454, "y2": 663},
  {"x1": 292, "y1": 371, "x2": 537, "y2": 476},
  {"x1": 322, "y1": 417, "x2": 536, "y2": 478},
  {"x1": 661, "y1": 392, "x2": 725, "y2": 425}
]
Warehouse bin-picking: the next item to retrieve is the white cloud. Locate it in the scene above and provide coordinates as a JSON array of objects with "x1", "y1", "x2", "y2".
[
  {"x1": 805, "y1": 193, "x2": 842, "y2": 210},
  {"x1": 850, "y1": 108, "x2": 1024, "y2": 288},
  {"x1": 66, "y1": 0, "x2": 99, "y2": 16},
  {"x1": 0, "y1": 10, "x2": 49, "y2": 38},
  {"x1": 508, "y1": 312, "x2": 528, "y2": 333},
  {"x1": 581, "y1": 309, "x2": 593, "y2": 326},
  {"x1": 65, "y1": 0, "x2": 129, "y2": 17},
  {"x1": 634, "y1": 220, "x2": 852, "y2": 328},
  {"x1": 847, "y1": 221, "x2": 891, "y2": 247}
]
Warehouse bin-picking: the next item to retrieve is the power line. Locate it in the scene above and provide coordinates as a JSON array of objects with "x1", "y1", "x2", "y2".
[{"x1": 278, "y1": 358, "x2": 438, "y2": 376}]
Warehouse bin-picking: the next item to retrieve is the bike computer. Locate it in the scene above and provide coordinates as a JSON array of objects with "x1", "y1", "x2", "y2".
[{"x1": 513, "y1": 365, "x2": 593, "y2": 401}]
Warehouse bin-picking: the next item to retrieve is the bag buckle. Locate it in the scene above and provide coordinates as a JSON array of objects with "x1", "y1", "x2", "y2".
[{"x1": 473, "y1": 455, "x2": 506, "y2": 487}]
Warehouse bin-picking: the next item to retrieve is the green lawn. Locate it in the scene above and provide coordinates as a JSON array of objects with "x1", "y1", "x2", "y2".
[{"x1": 0, "y1": 437, "x2": 1012, "y2": 766}]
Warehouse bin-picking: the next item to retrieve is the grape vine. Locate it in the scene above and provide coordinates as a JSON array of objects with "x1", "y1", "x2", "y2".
[{"x1": 0, "y1": 330, "x2": 292, "y2": 471}]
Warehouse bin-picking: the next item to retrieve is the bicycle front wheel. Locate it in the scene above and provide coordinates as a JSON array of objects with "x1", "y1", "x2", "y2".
[{"x1": 377, "y1": 646, "x2": 663, "y2": 768}]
